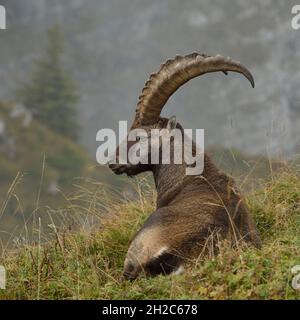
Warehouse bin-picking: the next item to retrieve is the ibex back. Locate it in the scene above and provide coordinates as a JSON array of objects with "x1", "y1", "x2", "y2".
[{"x1": 109, "y1": 53, "x2": 261, "y2": 280}]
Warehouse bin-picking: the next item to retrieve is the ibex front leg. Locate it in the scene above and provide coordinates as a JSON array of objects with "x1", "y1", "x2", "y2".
[{"x1": 123, "y1": 207, "x2": 185, "y2": 279}]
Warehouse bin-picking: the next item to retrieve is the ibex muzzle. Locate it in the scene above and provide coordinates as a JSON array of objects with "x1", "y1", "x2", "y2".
[{"x1": 109, "y1": 53, "x2": 261, "y2": 280}]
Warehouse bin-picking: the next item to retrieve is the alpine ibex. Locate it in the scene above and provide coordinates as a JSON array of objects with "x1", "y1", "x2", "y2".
[{"x1": 109, "y1": 53, "x2": 261, "y2": 279}]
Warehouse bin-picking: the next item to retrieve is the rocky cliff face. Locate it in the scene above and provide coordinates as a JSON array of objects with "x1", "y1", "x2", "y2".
[{"x1": 0, "y1": 0, "x2": 299, "y2": 157}]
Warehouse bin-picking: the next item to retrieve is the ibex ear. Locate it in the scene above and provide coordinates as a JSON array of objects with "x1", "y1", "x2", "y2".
[{"x1": 167, "y1": 116, "x2": 177, "y2": 131}]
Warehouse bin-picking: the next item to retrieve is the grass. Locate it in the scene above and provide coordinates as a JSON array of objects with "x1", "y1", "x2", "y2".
[
  {"x1": 0, "y1": 100, "x2": 125, "y2": 245},
  {"x1": 0, "y1": 169, "x2": 300, "y2": 300}
]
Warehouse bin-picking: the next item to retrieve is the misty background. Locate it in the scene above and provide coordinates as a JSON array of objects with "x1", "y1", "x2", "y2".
[{"x1": 1, "y1": 0, "x2": 299, "y2": 157}]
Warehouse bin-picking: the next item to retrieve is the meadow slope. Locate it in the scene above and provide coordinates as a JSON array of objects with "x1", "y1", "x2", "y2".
[{"x1": 0, "y1": 170, "x2": 300, "y2": 300}]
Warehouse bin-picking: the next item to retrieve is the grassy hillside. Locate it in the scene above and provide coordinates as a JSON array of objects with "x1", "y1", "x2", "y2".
[
  {"x1": 0, "y1": 101, "x2": 122, "y2": 245},
  {"x1": 0, "y1": 169, "x2": 299, "y2": 300}
]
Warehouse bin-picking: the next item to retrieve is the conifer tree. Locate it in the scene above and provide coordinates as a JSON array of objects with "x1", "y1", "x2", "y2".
[{"x1": 18, "y1": 25, "x2": 79, "y2": 141}]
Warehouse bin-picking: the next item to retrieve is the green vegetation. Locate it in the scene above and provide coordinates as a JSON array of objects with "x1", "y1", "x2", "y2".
[
  {"x1": 17, "y1": 25, "x2": 79, "y2": 141},
  {"x1": 0, "y1": 101, "x2": 117, "y2": 246},
  {"x1": 0, "y1": 169, "x2": 299, "y2": 300}
]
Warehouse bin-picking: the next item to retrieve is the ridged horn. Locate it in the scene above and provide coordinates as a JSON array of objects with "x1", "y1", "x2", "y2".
[{"x1": 134, "y1": 53, "x2": 254, "y2": 126}]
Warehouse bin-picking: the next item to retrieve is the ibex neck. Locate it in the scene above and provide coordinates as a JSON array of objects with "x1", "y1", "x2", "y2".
[
  {"x1": 152, "y1": 163, "x2": 186, "y2": 207},
  {"x1": 152, "y1": 153, "x2": 219, "y2": 208}
]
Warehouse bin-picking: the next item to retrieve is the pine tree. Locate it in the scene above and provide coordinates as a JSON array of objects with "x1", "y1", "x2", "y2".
[{"x1": 18, "y1": 25, "x2": 80, "y2": 141}]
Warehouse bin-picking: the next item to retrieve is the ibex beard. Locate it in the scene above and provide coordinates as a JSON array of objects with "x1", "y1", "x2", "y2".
[{"x1": 108, "y1": 52, "x2": 262, "y2": 280}]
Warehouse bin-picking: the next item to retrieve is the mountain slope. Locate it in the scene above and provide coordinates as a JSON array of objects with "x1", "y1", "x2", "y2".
[{"x1": 0, "y1": 101, "x2": 119, "y2": 245}]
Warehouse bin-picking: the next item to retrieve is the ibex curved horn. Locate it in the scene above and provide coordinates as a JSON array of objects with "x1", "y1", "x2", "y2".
[{"x1": 134, "y1": 53, "x2": 254, "y2": 126}]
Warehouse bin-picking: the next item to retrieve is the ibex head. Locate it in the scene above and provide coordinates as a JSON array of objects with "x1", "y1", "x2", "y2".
[{"x1": 109, "y1": 53, "x2": 254, "y2": 177}]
